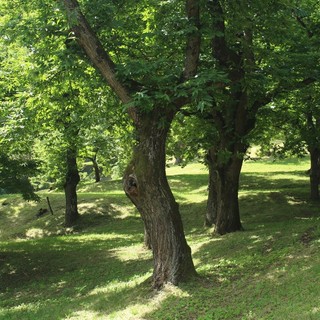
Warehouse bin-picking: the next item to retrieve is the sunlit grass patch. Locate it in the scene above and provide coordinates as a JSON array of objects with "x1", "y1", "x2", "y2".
[{"x1": 1, "y1": 159, "x2": 320, "y2": 319}]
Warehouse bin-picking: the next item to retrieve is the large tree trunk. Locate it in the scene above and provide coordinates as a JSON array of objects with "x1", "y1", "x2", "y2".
[
  {"x1": 123, "y1": 111, "x2": 196, "y2": 289},
  {"x1": 205, "y1": 147, "x2": 244, "y2": 235},
  {"x1": 64, "y1": 147, "x2": 80, "y2": 227},
  {"x1": 309, "y1": 147, "x2": 320, "y2": 201}
]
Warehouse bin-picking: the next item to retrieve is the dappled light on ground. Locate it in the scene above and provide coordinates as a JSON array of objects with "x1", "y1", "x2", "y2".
[{"x1": 1, "y1": 160, "x2": 320, "y2": 319}]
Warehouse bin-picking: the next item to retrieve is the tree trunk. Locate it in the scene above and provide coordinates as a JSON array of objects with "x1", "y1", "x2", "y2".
[
  {"x1": 64, "y1": 147, "x2": 80, "y2": 227},
  {"x1": 123, "y1": 111, "x2": 196, "y2": 289},
  {"x1": 205, "y1": 147, "x2": 244, "y2": 235},
  {"x1": 309, "y1": 147, "x2": 320, "y2": 201},
  {"x1": 205, "y1": 149, "x2": 218, "y2": 226},
  {"x1": 91, "y1": 154, "x2": 101, "y2": 183}
]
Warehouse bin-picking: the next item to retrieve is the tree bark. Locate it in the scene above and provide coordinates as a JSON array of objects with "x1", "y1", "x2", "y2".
[
  {"x1": 90, "y1": 153, "x2": 101, "y2": 183},
  {"x1": 205, "y1": 149, "x2": 218, "y2": 226},
  {"x1": 61, "y1": 0, "x2": 200, "y2": 288},
  {"x1": 205, "y1": 147, "x2": 244, "y2": 235},
  {"x1": 123, "y1": 110, "x2": 196, "y2": 288},
  {"x1": 309, "y1": 147, "x2": 320, "y2": 201},
  {"x1": 64, "y1": 147, "x2": 80, "y2": 227}
]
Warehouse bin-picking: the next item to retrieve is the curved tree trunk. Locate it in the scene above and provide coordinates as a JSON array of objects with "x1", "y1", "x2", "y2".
[
  {"x1": 123, "y1": 111, "x2": 196, "y2": 289},
  {"x1": 64, "y1": 147, "x2": 80, "y2": 227},
  {"x1": 309, "y1": 147, "x2": 320, "y2": 201},
  {"x1": 61, "y1": 0, "x2": 200, "y2": 289},
  {"x1": 205, "y1": 147, "x2": 244, "y2": 235}
]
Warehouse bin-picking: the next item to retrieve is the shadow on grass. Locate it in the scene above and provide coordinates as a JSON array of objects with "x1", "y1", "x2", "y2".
[
  {"x1": 168, "y1": 174, "x2": 208, "y2": 193},
  {"x1": 240, "y1": 170, "x2": 309, "y2": 191},
  {"x1": 0, "y1": 230, "x2": 153, "y2": 319},
  {"x1": 1, "y1": 167, "x2": 319, "y2": 319}
]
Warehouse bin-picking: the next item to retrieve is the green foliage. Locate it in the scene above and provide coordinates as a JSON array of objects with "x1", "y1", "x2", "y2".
[
  {"x1": 1, "y1": 0, "x2": 134, "y2": 189},
  {"x1": 0, "y1": 154, "x2": 40, "y2": 201},
  {"x1": 167, "y1": 112, "x2": 217, "y2": 166}
]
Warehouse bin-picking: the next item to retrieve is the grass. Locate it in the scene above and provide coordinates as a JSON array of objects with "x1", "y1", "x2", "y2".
[{"x1": 1, "y1": 158, "x2": 320, "y2": 319}]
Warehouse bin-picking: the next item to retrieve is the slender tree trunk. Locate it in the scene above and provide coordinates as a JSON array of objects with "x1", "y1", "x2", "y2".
[
  {"x1": 123, "y1": 111, "x2": 196, "y2": 289},
  {"x1": 205, "y1": 148, "x2": 244, "y2": 235},
  {"x1": 91, "y1": 154, "x2": 101, "y2": 183},
  {"x1": 64, "y1": 147, "x2": 80, "y2": 227},
  {"x1": 309, "y1": 147, "x2": 320, "y2": 201},
  {"x1": 205, "y1": 148, "x2": 219, "y2": 226}
]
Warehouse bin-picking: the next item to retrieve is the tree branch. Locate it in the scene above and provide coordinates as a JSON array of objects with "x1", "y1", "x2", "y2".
[
  {"x1": 182, "y1": 0, "x2": 201, "y2": 81},
  {"x1": 61, "y1": 0, "x2": 137, "y2": 119},
  {"x1": 209, "y1": 0, "x2": 240, "y2": 68},
  {"x1": 292, "y1": 10, "x2": 314, "y2": 38},
  {"x1": 251, "y1": 77, "x2": 317, "y2": 115}
]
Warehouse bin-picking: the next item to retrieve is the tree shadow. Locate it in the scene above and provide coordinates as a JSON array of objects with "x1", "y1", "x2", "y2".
[
  {"x1": 1, "y1": 166, "x2": 318, "y2": 319},
  {"x1": 240, "y1": 170, "x2": 309, "y2": 192},
  {"x1": 168, "y1": 173, "x2": 208, "y2": 193},
  {"x1": 0, "y1": 232, "x2": 154, "y2": 319}
]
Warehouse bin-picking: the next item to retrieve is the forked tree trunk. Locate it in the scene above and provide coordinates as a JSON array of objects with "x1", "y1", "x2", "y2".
[
  {"x1": 205, "y1": 147, "x2": 244, "y2": 235},
  {"x1": 309, "y1": 147, "x2": 320, "y2": 201},
  {"x1": 123, "y1": 111, "x2": 196, "y2": 288},
  {"x1": 64, "y1": 147, "x2": 80, "y2": 227}
]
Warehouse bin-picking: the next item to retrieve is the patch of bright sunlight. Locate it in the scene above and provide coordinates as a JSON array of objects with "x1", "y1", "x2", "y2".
[
  {"x1": 9, "y1": 301, "x2": 41, "y2": 313},
  {"x1": 311, "y1": 307, "x2": 320, "y2": 315},
  {"x1": 110, "y1": 204, "x2": 135, "y2": 219},
  {"x1": 89, "y1": 273, "x2": 151, "y2": 296},
  {"x1": 249, "y1": 235, "x2": 263, "y2": 243},
  {"x1": 243, "y1": 310, "x2": 257, "y2": 320},
  {"x1": 25, "y1": 228, "x2": 45, "y2": 239},
  {"x1": 78, "y1": 202, "x2": 100, "y2": 210},
  {"x1": 109, "y1": 244, "x2": 150, "y2": 262},
  {"x1": 64, "y1": 310, "x2": 102, "y2": 320},
  {"x1": 175, "y1": 193, "x2": 207, "y2": 203},
  {"x1": 60, "y1": 232, "x2": 137, "y2": 243},
  {"x1": 264, "y1": 265, "x2": 289, "y2": 282},
  {"x1": 109, "y1": 282, "x2": 189, "y2": 320},
  {"x1": 166, "y1": 163, "x2": 206, "y2": 176}
]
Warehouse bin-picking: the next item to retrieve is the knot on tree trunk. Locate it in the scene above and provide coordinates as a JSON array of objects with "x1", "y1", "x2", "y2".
[{"x1": 124, "y1": 173, "x2": 138, "y2": 197}]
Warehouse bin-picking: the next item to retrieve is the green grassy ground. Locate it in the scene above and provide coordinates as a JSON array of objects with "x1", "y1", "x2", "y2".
[{"x1": 1, "y1": 158, "x2": 320, "y2": 319}]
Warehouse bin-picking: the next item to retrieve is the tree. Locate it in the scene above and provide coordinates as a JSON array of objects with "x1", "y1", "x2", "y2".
[
  {"x1": 80, "y1": 113, "x2": 134, "y2": 183},
  {"x1": 0, "y1": 0, "x2": 116, "y2": 226},
  {"x1": 60, "y1": 0, "x2": 201, "y2": 287},
  {"x1": 0, "y1": 16, "x2": 39, "y2": 201},
  {"x1": 252, "y1": 0, "x2": 320, "y2": 201},
  {"x1": 199, "y1": 0, "x2": 319, "y2": 234},
  {"x1": 255, "y1": 85, "x2": 320, "y2": 201}
]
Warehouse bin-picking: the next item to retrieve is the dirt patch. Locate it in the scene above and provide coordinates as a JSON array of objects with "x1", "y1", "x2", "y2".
[{"x1": 300, "y1": 227, "x2": 316, "y2": 246}]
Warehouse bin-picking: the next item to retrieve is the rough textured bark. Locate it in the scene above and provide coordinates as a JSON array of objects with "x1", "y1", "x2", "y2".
[
  {"x1": 64, "y1": 147, "x2": 80, "y2": 227},
  {"x1": 123, "y1": 110, "x2": 196, "y2": 288},
  {"x1": 204, "y1": 0, "x2": 254, "y2": 234},
  {"x1": 61, "y1": 0, "x2": 200, "y2": 288},
  {"x1": 205, "y1": 147, "x2": 244, "y2": 234},
  {"x1": 89, "y1": 153, "x2": 101, "y2": 183},
  {"x1": 205, "y1": 149, "x2": 218, "y2": 226},
  {"x1": 309, "y1": 147, "x2": 320, "y2": 201}
]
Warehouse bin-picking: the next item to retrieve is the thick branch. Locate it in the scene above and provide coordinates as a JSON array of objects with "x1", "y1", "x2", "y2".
[
  {"x1": 209, "y1": 0, "x2": 240, "y2": 68},
  {"x1": 292, "y1": 10, "x2": 314, "y2": 38},
  {"x1": 251, "y1": 77, "x2": 317, "y2": 116},
  {"x1": 182, "y1": 0, "x2": 201, "y2": 80},
  {"x1": 61, "y1": 0, "x2": 135, "y2": 114}
]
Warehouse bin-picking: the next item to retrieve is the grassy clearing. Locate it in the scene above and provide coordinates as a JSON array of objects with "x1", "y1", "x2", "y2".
[{"x1": 1, "y1": 158, "x2": 320, "y2": 319}]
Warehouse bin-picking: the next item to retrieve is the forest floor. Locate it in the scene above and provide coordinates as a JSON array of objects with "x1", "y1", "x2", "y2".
[{"x1": 1, "y1": 158, "x2": 320, "y2": 320}]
